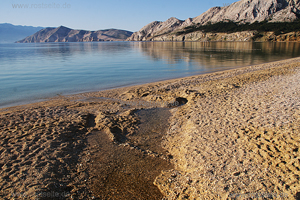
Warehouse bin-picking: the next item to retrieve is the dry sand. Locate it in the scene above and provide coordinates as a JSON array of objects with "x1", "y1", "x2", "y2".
[{"x1": 0, "y1": 57, "x2": 300, "y2": 199}]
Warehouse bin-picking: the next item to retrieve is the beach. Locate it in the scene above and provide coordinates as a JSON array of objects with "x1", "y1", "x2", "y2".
[{"x1": 0, "y1": 57, "x2": 300, "y2": 199}]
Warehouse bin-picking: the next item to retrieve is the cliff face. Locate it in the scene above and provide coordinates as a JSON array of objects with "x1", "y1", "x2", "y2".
[
  {"x1": 16, "y1": 26, "x2": 133, "y2": 43},
  {"x1": 148, "y1": 31, "x2": 256, "y2": 42},
  {"x1": 127, "y1": 0, "x2": 300, "y2": 41},
  {"x1": 147, "y1": 31, "x2": 300, "y2": 42}
]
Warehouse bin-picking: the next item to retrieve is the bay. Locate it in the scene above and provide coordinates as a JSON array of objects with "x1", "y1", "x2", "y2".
[{"x1": 1, "y1": 41, "x2": 300, "y2": 108}]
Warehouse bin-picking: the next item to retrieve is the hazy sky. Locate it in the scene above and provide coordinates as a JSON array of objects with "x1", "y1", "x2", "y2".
[{"x1": 1, "y1": 0, "x2": 237, "y2": 31}]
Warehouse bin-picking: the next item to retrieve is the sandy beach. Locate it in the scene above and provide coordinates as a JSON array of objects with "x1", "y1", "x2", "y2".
[{"x1": 1, "y1": 57, "x2": 300, "y2": 199}]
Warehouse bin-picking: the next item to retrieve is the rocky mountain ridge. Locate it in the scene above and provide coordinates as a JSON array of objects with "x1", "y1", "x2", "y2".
[
  {"x1": 16, "y1": 26, "x2": 133, "y2": 43},
  {"x1": 127, "y1": 0, "x2": 300, "y2": 41}
]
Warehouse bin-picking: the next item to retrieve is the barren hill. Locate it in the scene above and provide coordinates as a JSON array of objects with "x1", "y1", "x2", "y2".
[
  {"x1": 17, "y1": 26, "x2": 133, "y2": 43},
  {"x1": 127, "y1": 0, "x2": 300, "y2": 41}
]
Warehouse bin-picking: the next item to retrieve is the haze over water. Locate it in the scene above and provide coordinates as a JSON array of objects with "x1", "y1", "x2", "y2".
[{"x1": 1, "y1": 41, "x2": 300, "y2": 108}]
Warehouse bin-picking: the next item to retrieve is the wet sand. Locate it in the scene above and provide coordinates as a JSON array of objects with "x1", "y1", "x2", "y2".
[{"x1": 0, "y1": 57, "x2": 300, "y2": 199}]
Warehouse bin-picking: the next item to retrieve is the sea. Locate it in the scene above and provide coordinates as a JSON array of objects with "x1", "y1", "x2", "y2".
[{"x1": 1, "y1": 41, "x2": 300, "y2": 108}]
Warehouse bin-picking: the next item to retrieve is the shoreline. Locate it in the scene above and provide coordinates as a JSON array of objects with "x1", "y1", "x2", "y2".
[
  {"x1": 2, "y1": 56, "x2": 300, "y2": 112},
  {"x1": 2, "y1": 41, "x2": 300, "y2": 110},
  {"x1": 1, "y1": 57, "x2": 300, "y2": 199},
  {"x1": 0, "y1": 62, "x2": 240, "y2": 110}
]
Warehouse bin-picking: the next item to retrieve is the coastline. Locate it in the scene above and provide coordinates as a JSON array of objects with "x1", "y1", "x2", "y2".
[
  {"x1": 1, "y1": 54, "x2": 298, "y2": 112},
  {"x1": 2, "y1": 41, "x2": 300, "y2": 110},
  {"x1": 1, "y1": 57, "x2": 300, "y2": 199}
]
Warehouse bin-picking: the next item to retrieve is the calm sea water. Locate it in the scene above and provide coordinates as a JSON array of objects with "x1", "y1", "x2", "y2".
[{"x1": 1, "y1": 41, "x2": 300, "y2": 108}]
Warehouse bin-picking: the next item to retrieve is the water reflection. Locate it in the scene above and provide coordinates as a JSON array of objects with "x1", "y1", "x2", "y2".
[
  {"x1": 0, "y1": 42, "x2": 135, "y2": 62},
  {"x1": 134, "y1": 42, "x2": 300, "y2": 68},
  {"x1": 2, "y1": 42, "x2": 300, "y2": 67},
  {"x1": 1, "y1": 41, "x2": 300, "y2": 108}
]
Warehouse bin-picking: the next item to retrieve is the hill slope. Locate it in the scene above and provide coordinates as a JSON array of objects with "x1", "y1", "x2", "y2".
[
  {"x1": 16, "y1": 26, "x2": 133, "y2": 43},
  {"x1": 127, "y1": 0, "x2": 300, "y2": 41}
]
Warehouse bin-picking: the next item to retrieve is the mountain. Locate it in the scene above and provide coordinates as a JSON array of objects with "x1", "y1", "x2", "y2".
[
  {"x1": 192, "y1": 0, "x2": 300, "y2": 24},
  {"x1": 0, "y1": 23, "x2": 44, "y2": 43},
  {"x1": 127, "y1": 0, "x2": 300, "y2": 41},
  {"x1": 127, "y1": 17, "x2": 192, "y2": 41},
  {"x1": 16, "y1": 26, "x2": 133, "y2": 43}
]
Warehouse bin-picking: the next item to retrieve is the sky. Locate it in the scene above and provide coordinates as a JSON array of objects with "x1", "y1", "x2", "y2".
[{"x1": 0, "y1": 0, "x2": 237, "y2": 32}]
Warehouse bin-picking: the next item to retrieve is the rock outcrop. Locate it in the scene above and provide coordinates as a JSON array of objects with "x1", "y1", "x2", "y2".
[
  {"x1": 16, "y1": 26, "x2": 133, "y2": 43},
  {"x1": 127, "y1": 17, "x2": 193, "y2": 41},
  {"x1": 127, "y1": 0, "x2": 300, "y2": 41},
  {"x1": 146, "y1": 31, "x2": 300, "y2": 42},
  {"x1": 193, "y1": 0, "x2": 300, "y2": 25}
]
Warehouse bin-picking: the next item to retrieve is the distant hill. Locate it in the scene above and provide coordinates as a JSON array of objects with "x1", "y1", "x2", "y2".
[
  {"x1": 127, "y1": 0, "x2": 300, "y2": 41},
  {"x1": 0, "y1": 23, "x2": 44, "y2": 43},
  {"x1": 16, "y1": 26, "x2": 133, "y2": 43}
]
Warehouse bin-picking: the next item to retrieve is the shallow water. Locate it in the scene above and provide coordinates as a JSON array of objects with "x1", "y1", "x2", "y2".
[{"x1": 1, "y1": 41, "x2": 300, "y2": 108}]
